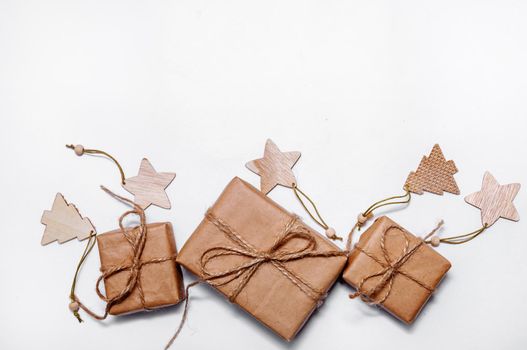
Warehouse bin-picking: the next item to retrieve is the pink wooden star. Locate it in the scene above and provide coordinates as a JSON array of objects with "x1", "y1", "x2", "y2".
[
  {"x1": 465, "y1": 171, "x2": 520, "y2": 227},
  {"x1": 245, "y1": 139, "x2": 301, "y2": 194},
  {"x1": 122, "y1": 158, "x2": 176, "y2": 209}
]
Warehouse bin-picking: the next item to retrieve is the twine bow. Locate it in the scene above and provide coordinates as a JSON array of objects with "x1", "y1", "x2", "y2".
[
  {"x1": 71, "y1": 187, "x2": 177, "y2": 320},
  {"x1": 200, "y1": 210, "x2": 346, "y2": 303},
  {"x1": 349, "y1": 225, "x2": 434, "y2": 305},
  {"x1": 164, "y1": 210, "x2": 346, "y2": 349}
]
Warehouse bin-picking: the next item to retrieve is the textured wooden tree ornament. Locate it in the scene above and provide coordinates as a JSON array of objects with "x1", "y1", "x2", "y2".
[
  {"x1": 245, "y1": 139, "x2": 301, "y2": 194},
  {"x1": 405, "y1": 144, "x2": 460, "y2": 195},
  {"x1": 465, "y1": 171, "x2": 520, "y2": 227},
  {"x1": 41, "y1": 193, "x2": 96, "y2": 245},
  {"x1": 122, "y1": 158, "x2": 176, "y2": 209}
]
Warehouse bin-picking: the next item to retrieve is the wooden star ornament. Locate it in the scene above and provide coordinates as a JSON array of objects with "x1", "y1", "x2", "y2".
[
  {"x1": 465, "y1": 171, "x2": 520, "y2": 227},
  {"x1": 122, "y1": 158, "x2": 176, "y2": 209},
  {"x1": 245, "y1": 139, "x2": 301, "y2": 194}
]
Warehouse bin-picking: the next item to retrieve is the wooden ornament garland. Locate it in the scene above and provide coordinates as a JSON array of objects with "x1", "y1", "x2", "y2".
[
  {"x1": 246, "y1": 139, "x2": 341, "y2": 241},
  {"x1": 39, "y1": 141, "x2": 522, "y2": 344}
]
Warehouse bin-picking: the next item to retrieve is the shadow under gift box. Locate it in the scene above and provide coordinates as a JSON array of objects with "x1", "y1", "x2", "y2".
[
  {"x1": 97, "y1": 222, "x2": 185, "y2": 315},
  {"x1": 342, "y1": 216, "x2": 451, "y2": 324},
  {"x1": 176, "y1": 177, "x2": 347, "y2": 341}
]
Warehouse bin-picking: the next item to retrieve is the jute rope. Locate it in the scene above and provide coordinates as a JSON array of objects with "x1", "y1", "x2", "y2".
[
  {"x1": 201, "y1": 210, "x2": 346, "y2": 301},
  {"x1": 70, "y1": 186, "x2": 177, "y2": 321},
  {"x1": 349, "y1": 225, "x2": 435, "y2": 305},
  {"x1": 165, "y1": 210, "x2": 347, "y2": 348}
]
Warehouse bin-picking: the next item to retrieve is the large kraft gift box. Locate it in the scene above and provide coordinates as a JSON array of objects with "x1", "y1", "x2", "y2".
[
  {"x1": 177, "y1": 177, "x2": 347, "y2": 341},
  {"x1": 342, "y1": 216, "x2": 451, "y2": 324},
  {"x1": 97, "y1": 222, "x2": 185, "y2": 315}
]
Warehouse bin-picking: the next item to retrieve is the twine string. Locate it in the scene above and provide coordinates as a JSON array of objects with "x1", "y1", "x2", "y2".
[
  {"x1": 349, "y1": 225, "x2": 434, "y2": 305},
  {"x1": 164, "y1": 281, "x2": 201, "y2": 350},
  {"x1": 422, "y1": 220, "x2": 444, "y2": 241},
  {"x1": 201, "y1": 210, "x2": 345, "y2": 301},
  {"x1": 66, "y1": 144, "x2": 127, "y2": 185},
  {"x1": 70, "y1": 186, "x2": 177, "y2": 321},
  {"x1": 165, "y1": 210, "x2": 347, "y2": 348}
]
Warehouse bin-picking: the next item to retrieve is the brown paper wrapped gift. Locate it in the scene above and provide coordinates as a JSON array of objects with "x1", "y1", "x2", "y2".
[
  {"x1": 97, "y1": 222, "x2": 185, "y2": 315},
  {"x1": 342, "y1": 216, "x2": 451, "y2": 324},
  {"x1": 176, "y1": 177, "x2": 347, "y2": 341}
]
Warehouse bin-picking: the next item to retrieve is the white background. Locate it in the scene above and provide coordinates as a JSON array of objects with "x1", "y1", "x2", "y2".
[{"x1": 1, "y1": 1, "x2": 526, "y2": 349}]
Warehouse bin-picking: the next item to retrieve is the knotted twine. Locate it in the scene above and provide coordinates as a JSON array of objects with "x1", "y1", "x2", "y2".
[
  {"x1": 165, "y1": 210, "x2": 347, "y2": 349},
  {"x1": 71, "y1": 186, "x2": 177, "y2": 320},
  {"x1": 348, "y1": 225, "x2": 435, "y2": 305}
]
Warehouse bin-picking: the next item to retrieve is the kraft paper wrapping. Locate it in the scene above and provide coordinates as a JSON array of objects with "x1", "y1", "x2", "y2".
[
  {"x1": 177, "y1": 177, "x2": 347, "y2": 341},
  {"x1": 342, "y1": 216, "x2": 451, "y2": 324},
  {"x1": 97, "y1": 222, "x2": 185, "y2": 315}
]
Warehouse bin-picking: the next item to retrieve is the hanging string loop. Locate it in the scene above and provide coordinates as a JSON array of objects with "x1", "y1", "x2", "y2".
[
  {"x1": 292, "y1": 183, "x2": 342, "y2": 241},
  {"x1": 69, "y1": 233, "x2": 97, "y2": 322},
  {"x1": 345, "y1": 188, "x2": 411, "y2": 252},
  {"x1": 66, "y1": 144, "x2": 127, "y2": 185},
  {"x1": 425, "y1": 224, "x2": 488, "y2": 246}
]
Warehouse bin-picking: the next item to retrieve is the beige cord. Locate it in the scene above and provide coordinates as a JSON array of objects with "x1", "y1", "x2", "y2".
[
  {"x1": 346, "y1": 189, "x2": 411, "y2": 251},
  {"x1": 66, "y1": 144, "x2": 126, "y2": 184},
  {"x1": 292, "y1": 183, "x2": 342, "y2": 241}
]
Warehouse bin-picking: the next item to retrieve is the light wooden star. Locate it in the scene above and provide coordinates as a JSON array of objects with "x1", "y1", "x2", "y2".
[
  {"x1": 245, "y1": 139, "x2": 301, "y2": 194},
  {"x1": 465, "y1": 171, "x2": 520, "y2": 227},
  {"x1": 122, "y1": 158, "x2": 176, "y2": 209}
]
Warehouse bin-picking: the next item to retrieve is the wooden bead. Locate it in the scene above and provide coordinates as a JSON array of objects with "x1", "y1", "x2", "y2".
[
  {"x1": 325, "y1": 227, "x2": 337, "y2": 239},
  {"x1": 74, "y1": 144, "x2": 84, "y2": 156},
  {"x1": 69, "y1": 301, "x2": 80, "y2": 312},
  {"x1": 431, "y1": 236, "x2": 441, "y2": 247},
  {"x1": 357, "y1": 213, "x2": 369, "y2": 225}
]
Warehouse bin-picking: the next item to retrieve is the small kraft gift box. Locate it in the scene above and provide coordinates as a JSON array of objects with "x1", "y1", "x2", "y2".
[
  {"x1": 97, "y1": 222, "x2": 185, "y2": 315},
  {"x1": 342, "y1": 216, "x2": 451, "y2": 324},
  {"x1": 176, "y1": 177, "x2": 347, "y2": 341}
]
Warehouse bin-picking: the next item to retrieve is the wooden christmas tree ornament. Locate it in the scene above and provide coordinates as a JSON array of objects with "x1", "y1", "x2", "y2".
[
  {"x1": 246, "y1": 139, "x2": 340, "y2": 241},
  {"x1": 345, "y1": 144, "x2": 459, "y2": 251},
  {"x1": 41, "y1": 193, "x2": 96, "y2": 245},
  {"x1": 405, "y1": 144, "x2": 460, "y2": 195}
]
